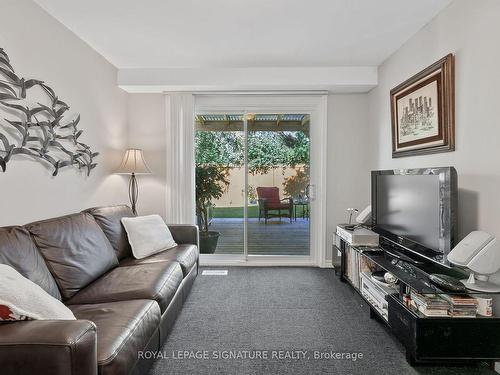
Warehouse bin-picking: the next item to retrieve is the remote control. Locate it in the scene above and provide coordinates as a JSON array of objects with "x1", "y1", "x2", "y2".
[{"x1": 429, "y1": 274, "x2": 467, "y2": 292}]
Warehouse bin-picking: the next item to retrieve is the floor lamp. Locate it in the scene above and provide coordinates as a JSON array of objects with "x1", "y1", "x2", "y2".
[{"x1": 116, "y1": 149, "x2": 151, "y2": 215}]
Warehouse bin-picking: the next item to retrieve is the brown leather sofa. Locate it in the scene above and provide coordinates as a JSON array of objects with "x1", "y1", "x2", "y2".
[{"x1": 0, "y1": 205, "x2": 199, "y2": 375}]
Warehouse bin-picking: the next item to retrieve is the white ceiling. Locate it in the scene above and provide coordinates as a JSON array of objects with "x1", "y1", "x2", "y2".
[{"x1": 34, "y1": 0, "x2": 452, "y2": 69}]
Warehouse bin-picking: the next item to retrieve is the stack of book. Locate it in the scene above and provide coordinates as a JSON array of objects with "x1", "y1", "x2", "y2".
[
  {"x1": 410, "y1": 291, "x2": 449, "y2": 317},
  {"x1": 442, "y1": 294, "x2": 478, "y2": 318}
]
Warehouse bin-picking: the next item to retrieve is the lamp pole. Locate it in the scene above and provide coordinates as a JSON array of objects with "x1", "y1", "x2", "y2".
[{"x1": 129, "y1": 172, "x2": 139, "y2": 215}]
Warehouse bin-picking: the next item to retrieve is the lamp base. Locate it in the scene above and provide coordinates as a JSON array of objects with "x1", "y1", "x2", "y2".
[{"x1": 461, "y1": 278, "x2": 500, "y2": 293}]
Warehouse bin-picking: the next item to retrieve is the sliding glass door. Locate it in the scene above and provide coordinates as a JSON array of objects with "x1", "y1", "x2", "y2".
[
  {"x1": 247, "y1": 114, "x2": 310, "y2": 255},
  {"x1": 195, "y1": 114, "x2": 245, "y2": 256},
  {"x1": 195, "y1": 112, "x2": 310, "y2": 257}
]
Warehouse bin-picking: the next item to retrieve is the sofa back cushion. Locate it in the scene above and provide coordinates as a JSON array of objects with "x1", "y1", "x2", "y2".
[
  {"x1": 84, "y1": 205, "x2": 135, "y2": 260},
  {"x1": 26, "y1": 213, "x2": 118, "y2": 300},
  {"x1": 0, "y1": 226, "x2": 62, "y2": 300}
]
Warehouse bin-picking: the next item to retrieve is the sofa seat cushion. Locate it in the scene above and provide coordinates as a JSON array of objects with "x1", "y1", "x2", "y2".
[
  {"x1": 0, "y1": 226, "x2": 61, "y2": 300},
  {"x1": 84, "y1": 205, "x2": 135, "y2": 260},
  {"x1": 26, "y1": 213, "x2": 119, "y2": 300},
  {"x1": 69, "y1": 300, "x2": 160, "y2": 375},
  {"x1": 119, "y1": 244, "x2": 198, "y2": 276},
  {"x1": 66, "y1": 262, "x2": 183, "y2": 312}
]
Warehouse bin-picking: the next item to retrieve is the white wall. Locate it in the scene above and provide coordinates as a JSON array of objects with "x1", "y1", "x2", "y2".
[
  {"x1": 326, "y1": 94, "x2": 371, "y2": 261},
  {"x1": 0, "y1": 0, "x2": 129, "y2": 225},
  {"x1": 127, "y1": 94, "x2": 167, "y2": 218},
  {"x1": 367, "y1": 0, "x2": 500, "y2": 240}
]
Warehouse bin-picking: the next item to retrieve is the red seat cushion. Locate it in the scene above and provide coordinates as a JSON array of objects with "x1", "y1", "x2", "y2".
[
  {"x1": 267, "y1": 202, "x2": 291, "y2": 210},
  {"x1": 257, "y1": 187, "x2": 281, "y2": 204}
]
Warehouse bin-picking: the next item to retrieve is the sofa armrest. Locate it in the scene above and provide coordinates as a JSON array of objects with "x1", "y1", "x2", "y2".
[
  {"x1": 168, "y1": 224, "x2": 199, "y2": 246},
  {"x1": 0, "y1": 320, "x2": 97, "y2": 375}
]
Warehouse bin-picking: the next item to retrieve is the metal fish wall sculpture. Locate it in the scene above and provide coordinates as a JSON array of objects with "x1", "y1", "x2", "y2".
[{"x1": 0, "y1": 47, "x2": 98, "y2": 176}]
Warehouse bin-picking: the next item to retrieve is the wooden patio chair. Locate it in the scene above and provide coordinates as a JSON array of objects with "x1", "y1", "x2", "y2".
[{"x1": 256, "y1": 187, "x2": 293, "y2": 224}]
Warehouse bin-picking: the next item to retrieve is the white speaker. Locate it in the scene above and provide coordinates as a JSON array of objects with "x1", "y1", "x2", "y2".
[
  {"x1": 447, "y1": 231, "x2": 500, "y2": 292},
  {"x1": 355, "y1": 205, "x2": 371, "y2": 224}
]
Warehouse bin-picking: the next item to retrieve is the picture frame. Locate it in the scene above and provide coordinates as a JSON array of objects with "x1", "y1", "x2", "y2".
[{"x1": 390, "y1": 54, "x2": 455, "y2": 158}]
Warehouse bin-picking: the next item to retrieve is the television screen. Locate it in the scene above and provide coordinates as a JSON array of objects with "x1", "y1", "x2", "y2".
[
  {"x1": 371, "y1": 167, "x2": 457, "y2": 261},
  {"x1": 375, "y1": 174, "x2": 440, "y2": 250}
]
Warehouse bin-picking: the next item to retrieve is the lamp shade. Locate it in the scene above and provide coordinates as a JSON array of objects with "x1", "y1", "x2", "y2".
[{"x1": 116, "y1": 149, "x2": 151, "y2": 174}]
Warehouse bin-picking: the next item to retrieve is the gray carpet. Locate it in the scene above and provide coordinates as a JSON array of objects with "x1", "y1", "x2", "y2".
[{"x1": 149, "y1": 267, "x2": 496, "y2": 375}]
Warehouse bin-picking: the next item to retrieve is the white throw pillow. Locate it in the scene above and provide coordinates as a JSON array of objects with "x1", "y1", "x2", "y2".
[
  {"x1": 121, "y1": 214, "x2": 177, "y2": 259},
  {"x1": 0, "y1": 264, "x2": 76, "y2": 321}
]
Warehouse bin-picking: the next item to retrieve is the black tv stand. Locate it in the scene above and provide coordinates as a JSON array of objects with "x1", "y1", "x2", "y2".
[
  {"x1": 335, "y1": 232, "x2": 500, "y2": 366},
  {"x1": 382, "y1": 247, "x2": 425, "y2": 266}
]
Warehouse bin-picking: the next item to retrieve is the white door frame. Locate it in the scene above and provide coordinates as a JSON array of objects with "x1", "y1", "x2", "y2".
[{"x1": 195, "y1": 93, "x2": 328, "y2": 267}]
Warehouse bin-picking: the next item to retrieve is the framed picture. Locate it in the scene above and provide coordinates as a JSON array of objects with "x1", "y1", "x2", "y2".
[{"x1": 390, "y1": 54, "x2": 455, "y2": 158}]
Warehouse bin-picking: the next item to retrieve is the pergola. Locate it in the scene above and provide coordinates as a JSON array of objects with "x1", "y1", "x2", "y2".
[{"x1": 195, "y1": 113, "x2": 310, "y2": 132}]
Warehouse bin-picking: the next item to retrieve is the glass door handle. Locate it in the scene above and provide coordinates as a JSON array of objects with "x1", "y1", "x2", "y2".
[{"x1": 308, "y1": 184, "x2": 316, "y2": 201}]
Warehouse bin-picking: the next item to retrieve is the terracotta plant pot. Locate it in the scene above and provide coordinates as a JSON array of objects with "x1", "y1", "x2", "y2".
[{"x1": 199, "y1": 231, "x2": 220, "y2": 254}]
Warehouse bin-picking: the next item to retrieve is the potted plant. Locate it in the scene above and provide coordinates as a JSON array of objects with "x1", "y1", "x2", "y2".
[
  {"x1": 248, "y1": 185, "x2": 257, "y2": 205},
  {"x1": 195, "y1": 165, "x2": 229, "y2": 253}
]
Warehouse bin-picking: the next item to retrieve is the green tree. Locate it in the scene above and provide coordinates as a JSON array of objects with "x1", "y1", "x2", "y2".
[
  {"x1": 195, "y1": 165, "x2": 230, "y2": 232},
  {"x1": 283, "y1": 131, "x2": 310, "y2": 167},
  {"x1": 247, "y1": 131, "x2": 288, "y2": 174},
  {"x1": 195, "y1": 131, "x2": 243, "y2": 166},
  {"x1": 195, "y1": 130, "x2": 309, "y2": 170}
]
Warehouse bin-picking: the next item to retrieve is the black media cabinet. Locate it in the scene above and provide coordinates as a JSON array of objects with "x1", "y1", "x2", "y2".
[{"x1": 336, "y1": 234, "x2": 500, "y2": 366}]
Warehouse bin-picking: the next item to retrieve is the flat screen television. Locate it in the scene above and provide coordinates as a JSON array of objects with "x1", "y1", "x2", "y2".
[{"x1": 371, "y1": 167, "x2": 457, "y2": 264}]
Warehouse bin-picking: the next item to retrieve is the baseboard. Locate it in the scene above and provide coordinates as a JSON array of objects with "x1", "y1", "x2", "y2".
[
  {"x1": 200, "y1": 255, "x2": 318, "y2": 267},
  {"x1": 320, "y1": 261, "x2": 334, "y2": 269}
]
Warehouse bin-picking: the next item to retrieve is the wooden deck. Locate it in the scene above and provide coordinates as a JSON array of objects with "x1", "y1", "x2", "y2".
[{"x1": 209, "y1": 218, "x2": 310, "y2": 255}]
